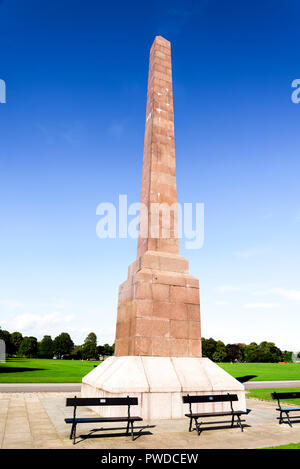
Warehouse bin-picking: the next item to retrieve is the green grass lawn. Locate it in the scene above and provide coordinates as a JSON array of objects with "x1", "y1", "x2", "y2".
[
  {"x1": 0, "y1": 358, "x2": 101, "y2": 383},
  {"x1": 1, "y1": 359, "x2": 300, "y2": 383},
  {"x1": 264, "y1": 443, "x2": 300, "y2": 449},
  {"x1": 246, "y1": 387, "x2": 300, "y2": 405},
  {"x1": 219, "y1": 362, "x2": 300, "y2": 381}
]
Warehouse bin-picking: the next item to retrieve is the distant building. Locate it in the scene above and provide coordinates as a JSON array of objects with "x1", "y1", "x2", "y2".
[{"x1": 0, "y1": 339, "x2": 5, "y2": 363}]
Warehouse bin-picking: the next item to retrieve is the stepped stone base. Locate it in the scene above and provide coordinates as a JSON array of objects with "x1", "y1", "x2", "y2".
[
  {"x1": 81, "y1": 356, "x2": 246, "y2": 420},
  {"x1": 115, "y1": 250, "x2": 202, "y2": 358}
]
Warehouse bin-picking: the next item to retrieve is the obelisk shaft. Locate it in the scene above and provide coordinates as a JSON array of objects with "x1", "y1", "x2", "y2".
[
  {"x1": 137, "y1": 36, "x2": 179, "y2": 257},
  {"x1": 114, "y1": 36, "x2": 201, "y2": 358}
]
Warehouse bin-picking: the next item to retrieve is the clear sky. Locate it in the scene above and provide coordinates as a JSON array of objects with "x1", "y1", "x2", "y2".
[{"x1": 0, "y1": 0, "x2": 299, "y2": 351}]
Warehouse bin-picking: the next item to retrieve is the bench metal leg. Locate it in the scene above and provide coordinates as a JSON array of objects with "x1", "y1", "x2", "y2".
[
  {"x1": 126, "y1": 420, "x2": 130, "y2": 435},
  {"x1": 71, "y1": 423, "x2": 77, "y2": 445},
  {"x1": 130, "y1": 421, "x2": 134, "y2": 441},
  {"x1": 70, "y1": 422, "x2": 76, "y2": 440},
  {"x1": 285, "y1": 412, "x2": 293, "y2": 428},
  {"x1": 188, "y1": 417, "x2": 202, "y2": 435},
  {"x1": 278, "y1": 411, "x2": 292, "y2": 427},
  {"x1": 236, "y1": 414, "x2": 243, "y2": 432},
  {"x1": 231, "y1": 414, "x2": 235, "y2": 427},
  {"x1": 194, "y1": 418, "x2": 202, "y2": 436}
]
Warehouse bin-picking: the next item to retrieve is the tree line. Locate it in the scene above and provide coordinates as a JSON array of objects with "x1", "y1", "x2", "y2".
[
  {"x1": 202, "y1": 337, "x2": 296, "y2": 363},
  {"x1": 0, "y1": 328, "x2": 114, "y2": 359},
  {"x1": 0, "y1": 326, "x2": 297, "y2": 363}
]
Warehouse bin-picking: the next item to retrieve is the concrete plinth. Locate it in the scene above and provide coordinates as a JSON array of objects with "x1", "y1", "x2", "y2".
[{"x1": 81, "y1": 356, "x2": 246, "y2": 420}]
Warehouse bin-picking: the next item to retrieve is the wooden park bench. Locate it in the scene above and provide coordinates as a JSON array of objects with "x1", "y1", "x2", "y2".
[
  {"x1": 65, "y1": 396, "x2": 143, "y2": 444},
  {"x1": 271, "y1": 392, "x2": 300, "y2": 427},
  {"x1": 182, "y1": 393, "x2": 249, "y2": 435}
]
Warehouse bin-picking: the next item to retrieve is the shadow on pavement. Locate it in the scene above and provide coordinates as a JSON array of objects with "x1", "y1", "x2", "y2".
[
  {"x1": 77, "y1": 425, "x2": 155, "y2": 444},
  {"x1": 190, "y1": 421, "x2": 251, "y2": 433}
]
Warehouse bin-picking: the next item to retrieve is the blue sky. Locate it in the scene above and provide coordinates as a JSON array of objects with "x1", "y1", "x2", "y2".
[{"x1": 0, "y1": 0, "x2": 300, "y2": 350}]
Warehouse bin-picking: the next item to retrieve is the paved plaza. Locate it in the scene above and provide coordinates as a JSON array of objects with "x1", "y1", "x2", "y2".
[{"x1": 1, "y1": 392, "x2": 300, "y2": 449}]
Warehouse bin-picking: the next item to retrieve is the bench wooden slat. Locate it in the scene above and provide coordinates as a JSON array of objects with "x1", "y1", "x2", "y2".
[
  {"x1": 185, "y1": 410, "x2": 247, "y2": 418},
  {"x1": 271, "y1": 392, "x2": 300, "y2": 400},
  {"x1": 66, "y1": 397, "x2": 138, "y2": 407},
  {"x1": 276, "y1": 408, "x2": 300, "y2": 412},
  {"x1": 182, "y1": 394, "x2": 238, "y2": 404},
  {"x1": 65, "y1": 416, "x2": 143, "y2": 424}
]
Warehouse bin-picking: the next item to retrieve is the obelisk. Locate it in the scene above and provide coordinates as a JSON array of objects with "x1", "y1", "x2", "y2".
[
  {"x1": 114, "y1": 36, "x2": 202, "y2": 358},
  {"x1": 82, "y1": 36, "x2": 246, "y2": 420}
]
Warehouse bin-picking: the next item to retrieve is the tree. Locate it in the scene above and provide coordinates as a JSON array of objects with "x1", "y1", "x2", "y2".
[
  {"x1": 283, "y1": 351, "x2": 293, "y2": 362},
  {"x1": 254, "y1": 342, "x2": 282, "y2": 363},
  {"x1": 242, "y1": 341, "x2": 283, "y2": 363},
  {"x1": 225, "y1": 343, "x2": 243, "y2": 362},
  {"x1": 243, "y1": 342, "x2": 259, "y2": 362},
  {"x1": 18, "y1": 336, "x2": 38, "y2": 357},
  {"x1": 71, "y1": 345, "x2": 83, "y2": 359},
  {"x1": 103, "y1": 343, "x2": 114, "y2": 356},
  {"x1": 201, "y1": 338, "x2": 217, "y2": 360},
  {"x1": 82, "y1": 332, "x2": 97, "y2": 359},
  {"x1": 10, "y1": 332, "x2": 23, "y2": 355},
  {"x1": 53, "y1": 332, "x2": 74, "y2": 358},
  {"x1": 212, "y1": 341, "x2": 227, "y2": 362},
  {"x1": 38, "y1": 335, "x2": 54, "y2": 358}
]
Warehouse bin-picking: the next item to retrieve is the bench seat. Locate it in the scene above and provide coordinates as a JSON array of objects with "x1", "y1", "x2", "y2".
[
  {"x1": 185, "y1": 410, "x2": 247, "y2": 418},
  {"x1": 65, "y1": 416, "x2": 143, "y2": 424},
  {"x1": 276, "y1": 407, "x2": 300, "y2": 412}
]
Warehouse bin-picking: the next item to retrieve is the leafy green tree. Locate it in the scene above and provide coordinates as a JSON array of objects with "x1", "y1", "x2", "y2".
[
  {"x1": 103, "y1": 343, "x2": 114, "y2": 356},
  {"x1": 212, "y1": 340, "x2": 227, "y2": 362},
  {"x1": 10, "y1": 332, "x2": 23, "y2": 355},
  {"x1": 201, "y1": 338, "x2": 217, "y2": 360},
  {"x1": 243, "y1": 342, "x2": 259, "y2": 362},
  {"x1": 38, "y1": 335, "x2": 54, "y2": 358},
  {"x1": 297, "y1": 352, "x2": 300, "y2": 359},
  {"x1": 242, "y1": 341, "x2": 283, "y2": 363},
  {"x1": 18, "y1": 336, "x2": 38, "y2": 357},
  {"x1": 225, "y1": 343, "x2": 243, "y2": 362},
  {"x1": 256, "y1": 342, "x2": 282, "y2": 362},
  {"x1": 53, "y1": 332, "x2": 74, "y2": 358},
  {"x1": 82, "y1": 332, "x2": 97, "y2": 359},
  {"x1": 71, "y1": 345, "x2": 83, "y2": 359},
  {"x1": 282, "y1": 351, "x2": 293, "y2": 362}
]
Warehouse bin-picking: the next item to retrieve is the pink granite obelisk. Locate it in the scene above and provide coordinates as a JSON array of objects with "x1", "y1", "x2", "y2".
[
  {"x1": 114, "y1": 36, "x2": 202, "y2": 358},
  {"x1": 81, "y1": 37, "x2": 246, "y2": 420}
]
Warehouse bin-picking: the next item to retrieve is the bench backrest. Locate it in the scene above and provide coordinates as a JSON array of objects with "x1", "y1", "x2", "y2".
[
  {"x1": 182, "y1": 394, "x2": 238, "y2": 404},
  {"x1": 66, "y1": 396, "x2": 138, "y2": 407},
  {"x1": 271, "y1": 392, "x2": 300, "y2": 401}
]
